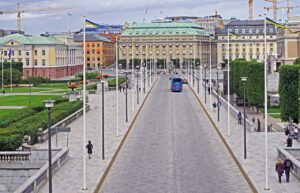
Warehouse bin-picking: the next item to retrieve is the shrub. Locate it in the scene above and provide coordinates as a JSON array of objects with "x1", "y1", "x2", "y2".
[
  {"x1": 87, "y1": 83, "x2": 97, "y2": 90},
  {"x1": 108, "y1": 77, "x2": 128, "y2": 87}
]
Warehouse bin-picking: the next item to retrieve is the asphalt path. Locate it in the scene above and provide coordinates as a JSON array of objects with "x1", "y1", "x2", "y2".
[{"x1": 99, "y1": 75, "x2": 252, "y2": 193}]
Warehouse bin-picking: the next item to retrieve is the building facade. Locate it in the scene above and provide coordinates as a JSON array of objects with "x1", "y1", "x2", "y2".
[
  {"x1": 0, "y1": 33, "x2": 83, "y2": 79},
  {"x1": 74, "y1": 34, "x2": 115, "y2": 68},
  {"x1": 215, "y1": 20, "x2": 277, "y2": 70},
  {"x1": 118, "y1": 22, "x2": 217, "y2": 68},
  {"x1": 277, "y1": 21, "x2": 300, "y2": 65}
]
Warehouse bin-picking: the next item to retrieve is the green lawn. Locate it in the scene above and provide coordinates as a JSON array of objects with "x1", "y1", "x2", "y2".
[
  {"x1": 0, "y1": 109, "x2": 19, "y2": 117},
  {"x1": 0, "y1": 95, "x2": 62, "y2": 106},
  {"x1": 37, "y1": 83, "x2": 69, "y2": 89},
  {"x1": 4, "y1": 87, "x2": 54, "y2": 93}
]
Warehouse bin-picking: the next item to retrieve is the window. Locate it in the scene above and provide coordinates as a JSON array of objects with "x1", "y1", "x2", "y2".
[
  {"x1": 235, "y1": 29, "x2": 239, "y2": 34},
  {"x1": 249, "y1": 29, "x2": 252, "y2": 33},
  {"x1": 18, "y1": 50, "x2": 21, "y2": 56},
  {"x1": 26, "y1": 59, "x2": 29, "y2": 66},
  {"x1": 4, "y1": 51, "x2": 7, "y2": 56},
  {"x1": 269, "y1": 28, "x2": 273, "y2": 33},
  {"x1": 34, "y1": 59, "x2": 38, "y2": 66},
  {"x1": 42, "y1": 50, "x2": 46, "y2": 55},
  {"x1": 242, "y1": 29, "x2": 245, "y2": 33},
  {"x1": 42, "y1": 59, "x2": 46, "y2": 66},
  {"x1": 256, "y1": 29, "x2": 259, "y2": 33},
  {"x1": 26, "y1": 51, "x2": 29, "y2": 56},
  {"x1": 34, "y1": 50, "x2": 37, "y2": 55}
]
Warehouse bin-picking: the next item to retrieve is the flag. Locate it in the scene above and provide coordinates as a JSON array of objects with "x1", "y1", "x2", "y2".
[
  {"x1": 229, "y1": 32, "x2": 240, "y2": 37},
  {"x1": 266, "y1": 17, "x2": 288, "y2": 29},
  {"x1": 85, "y1": 19, "x2": 98, "y2": 28},
  {"x1": 8, "y1": 48, "x2": 12, "y2": 61}
]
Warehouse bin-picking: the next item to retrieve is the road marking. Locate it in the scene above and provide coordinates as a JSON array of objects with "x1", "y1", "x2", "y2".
[
  {"x1": 189, "y1": 84, "x2": 258, "y2": 193},
  {"x1": 93, "y1": 76, "x2": 160, "y2": 193}
]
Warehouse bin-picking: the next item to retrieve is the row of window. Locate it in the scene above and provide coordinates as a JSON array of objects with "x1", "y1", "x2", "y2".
[{"x1": 228, "y1": 28, "x2": 274, "y2": 34}]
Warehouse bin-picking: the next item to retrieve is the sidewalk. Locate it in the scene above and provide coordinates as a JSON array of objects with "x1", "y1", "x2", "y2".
[
  {"x1": 190, "y1": 79, "x2": 300, "y2": 193},
  {"x1": 36, "y1": 76, "x2": 157, "y2": 193}
]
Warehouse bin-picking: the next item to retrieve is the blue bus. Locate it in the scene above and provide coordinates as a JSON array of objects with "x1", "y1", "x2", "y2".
[{"x1": 171, "y1": 77, "x2": 183, "y2": 92}]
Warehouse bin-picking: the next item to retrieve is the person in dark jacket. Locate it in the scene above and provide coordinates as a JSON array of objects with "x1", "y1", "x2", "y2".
[
  {"x1": 86, "y1": 140, "x2": 93, "y2": 159},
  {"x1": 275, "y1": 159, "x2": 284, "y2": 183},
  {"x1": 284, "y1": 157, "x2": 294, "y2": 182}
]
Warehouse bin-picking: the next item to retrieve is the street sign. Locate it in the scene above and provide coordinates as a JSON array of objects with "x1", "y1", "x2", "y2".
[{"x1": 56, "y1": 127, "x2": 71, "y2": 132}]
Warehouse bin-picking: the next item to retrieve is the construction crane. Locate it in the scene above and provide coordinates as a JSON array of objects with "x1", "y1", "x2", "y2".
[
  {"x1": 0, "y1": 2, "x2": 71, "y2": 32},
  {"x1": 264, "y1": 0, "x2": 279, "y2": 20},
  {"x1": 264, "y1": 0, "x2": 300, "y2": 21},
  {"x1": 249, "y1": 0, "x2": 253, "y2": 20}
]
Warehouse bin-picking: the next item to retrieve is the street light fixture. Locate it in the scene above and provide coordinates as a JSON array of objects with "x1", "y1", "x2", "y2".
[
  {"x1": 44, "y1": 99, "x2": 55, "y2": 193},
  {"x1": 197, "y1": 62, "x2": 200, "y2": 94},
  {"x1": 241, "y1": 76, "x2": 247, "y2": 159},
  {"x1": 217, "y1": 66, "x2": 221, "y2": 122},
  {"x1": 101, "y1": 80, "x2": 105, "y2": 160},
  {"x1": 204, "y1": 64, "x2": 207, "y2": 104},
  {"x1": 136, "y1": 65, "x2": 140, "y2": 105},
  {"x1": 124, "y1": 71, "x2": 128, "y2": 122},
  {"x1": 143, "y1": 62, "x2": 146, "y2": 94}
]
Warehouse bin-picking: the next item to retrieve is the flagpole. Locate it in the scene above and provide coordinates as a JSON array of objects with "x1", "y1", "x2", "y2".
[
  {"x1": 194, "y1": 44, "x2": 196, "y2": 88},
  {"x1": 10, "y1": 57, "x2": 12, "y2": 91},
  {"x1": 264, "y1": 17, "x2": 269, "y2": 190},
  {"x1": 131, "y1": 40, "x2": 134, "y2": 112},
  {"x1": 82, "y1": 16, "x2": 87, "y2": 190},
  {"x1": 209, "y1": 38, "x2": 212, "y2": 110},
  {"x1": 227, "y1": 29, "x2": 231, "y2": 136},
  {"x1": 145, "y1": 44, "x2": 148, "y2": 88},
  {"x1": 1, "y1": 50, "x2": 4, "y2": 95},
  {"x1": 116, "y1": 42, "x2": 119, "y2": 137},
  {"x1": 200, "y1": 40, "x2": 203, "y2": 98}
]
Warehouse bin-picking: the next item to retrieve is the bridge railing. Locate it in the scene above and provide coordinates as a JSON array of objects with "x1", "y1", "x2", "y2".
[
  {"x1": 0, "y1": 152, "x2": 31, "y2": 161},
  {"x1": 277, "y1": 146, "x2": 300, "y2": 180}
]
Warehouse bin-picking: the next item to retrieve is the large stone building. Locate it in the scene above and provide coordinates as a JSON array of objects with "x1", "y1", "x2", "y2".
[
  {"x1": 277, "y1": 21, "x2": 300, "y2": 65},
  {"x1": 215, "y1": 20, "x2": 277, "y2": 70},
  {"x1": 74, "y1": 34, "x2": 115, "y2": 69},
  {"x1": 0, "y1": 33, "x2": 83, "y2": 79},
  {"x1": 118, "y1": 22, "x2": 217, "y2": 68}
]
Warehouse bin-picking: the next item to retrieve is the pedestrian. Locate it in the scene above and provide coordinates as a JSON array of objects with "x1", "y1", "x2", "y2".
[
  {"x1": 119, "y1": 85, "x2": 122, "y2": 92},
  {"x1": 238, "y1": 112, "x2": 242, "y2": 125},
  {"x1": 252, "y1": 117, "x2": 255, "y2": 124},
  {"x1": 284, "y1": 127, "x2": 290, "y2": 136},
  {"x1": 284, "y1": 157, "x2": 294, "y2": 182},
  {"x1": 275, "y1": 159, "x2": 284, "y2": 183},
  {"x1": 287, "y1": 136, "x2": 293, "y2": 147},
  {"x1": 86, "y1": 140, "x2": 93, "y2": 159},
  {"x1": 212, "y1": 102, "x2": 217, "y2": 112},
  {"x1": 208, "y1": 87, "x2": 210, "y2": 95},
  {"x1": 122, "y1": 85, "x2": 125, "y2": 92}
]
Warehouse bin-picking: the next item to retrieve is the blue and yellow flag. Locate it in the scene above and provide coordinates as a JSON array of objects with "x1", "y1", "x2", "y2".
[
  {"x1": 85, "y1": 19, "x2": 98, "y2": 28},
  {"x1": 229, "y1": 32, "x2": 240, "y2": 37},
  {"x1": 266, "y1": 17, "x2": 288, "y2": 29}
]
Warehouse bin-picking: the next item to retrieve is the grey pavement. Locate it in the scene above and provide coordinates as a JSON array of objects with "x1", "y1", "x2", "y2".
[
  {"x1": 0, "y1": 106, "x2": 26, "y2": 109},
  {"x1": 99, "y1": 76, "x2": 252, "y2": 193},
  {"x1": 189, "y1": 75, "x2": 300, "y2": 193},
  {"x1": 36, "y1": 75, "x2": 156, "y2": 193}
]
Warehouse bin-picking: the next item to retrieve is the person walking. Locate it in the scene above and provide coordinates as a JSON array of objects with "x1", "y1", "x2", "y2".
[
  {"x1": 86, "y1": 140, "x2": 93, "y2": 159},
  {"x1": 238, "y1": 112, "x2": 242, "y2": 125},
  {"x1": 212, "y1": 102, "x2": 217, "y2": 112},
  {"x1": 284, "y1": 157, "x2": 293, "y2": 182},
  {"x1": 275, "y1": 159, "x2": 284, "y2": 183}
]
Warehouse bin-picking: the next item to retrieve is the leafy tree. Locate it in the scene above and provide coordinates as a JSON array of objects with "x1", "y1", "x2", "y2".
[
  {"x1": 246, "y1": 63, "x2": 264, "y2": 106},
  {"x1": 0, "y1": 69, "x2": 23, "y2": 85},
  {"x1": 118, "y1": 59, "x2": 127, "y2": 69},
  {"x1": 293, "y1": 57, "x2": 300, "y2": 65},
  {"x1": 279, "y1": 65, "x2": 299, "y2": 122}
]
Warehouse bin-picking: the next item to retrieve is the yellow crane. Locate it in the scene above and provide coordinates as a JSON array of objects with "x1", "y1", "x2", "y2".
[
  {"x1": 249, "y1": 0, "x2": 253, "y2": 20},
  {"x1": 0, "y1": 2, "x2": 71, "y2": 32}
]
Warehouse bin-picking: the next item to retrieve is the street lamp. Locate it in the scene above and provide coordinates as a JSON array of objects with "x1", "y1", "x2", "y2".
[
  {"x1": 124, "y1": 71, "x2": 128, "y2": 122},
  {"x1": 44, "y1": 99, "x2": 55, "y2": 193},
  {"x1": 204, "y1": 64, "x2": 207, "y2": 104},
  {"x1": 197, "y1": 62, "x2": 200, "y2": 94},
  {"x1": 241, "y1": 76, "x2": 247, "y2": 159},
  {"x1": 143, "y1": 62, "x2": 146, "y2": 94},
  {"x1": 101, "y1": 80, "x2": 105, "y2": 160},
  {"x1": 136, "y1": 65, "x2": 140, "y2": 105},
  {"x1": 217, "y1": 66, "x2": 221, "y2": 122}
]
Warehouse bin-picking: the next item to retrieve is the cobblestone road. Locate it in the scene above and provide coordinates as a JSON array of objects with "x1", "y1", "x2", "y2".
[{"x1": 99, "y1": 76, "x2": 252, "y2": 193}]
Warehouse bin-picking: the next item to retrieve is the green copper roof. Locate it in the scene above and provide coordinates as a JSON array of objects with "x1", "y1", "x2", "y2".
[
  {"x1": 0, "y1": 33, "x2": 64, "y2": 45},
  {"x1": 121, "y1": 22, "x2": 210, "y2": 36}
]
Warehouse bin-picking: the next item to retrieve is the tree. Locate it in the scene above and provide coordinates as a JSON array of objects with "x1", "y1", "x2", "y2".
[
  {"x1": 293, "y1": 57, "x2": 300, "y2": 65},
  {"x1": 118, "y1": 59, "x2": 127, "y2": 69},
  {"x1": 0, "y1": 69, "x2": 23, "y2": 85},
  {"x1": 246, "y1": 63, "x2": 264, "y2": 106},
  {"x1": 279, "y1": 65, "x2": 299, "y2": 122}
]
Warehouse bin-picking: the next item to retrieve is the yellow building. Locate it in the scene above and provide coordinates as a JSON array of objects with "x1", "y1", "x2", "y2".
[
  {"x1": 74, "y1": 34, "x2": 115, "y2": 69},
  {"x1": 0, "y1": 33, "x2": 83, "y2": 79}
]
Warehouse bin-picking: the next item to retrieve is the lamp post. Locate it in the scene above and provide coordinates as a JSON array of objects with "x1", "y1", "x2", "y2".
[
  {"x1": 197, "y1": 62, "x2": 200, "y2": 93},
  {"x1": 143, "y1": 62, "x2": 146, "y2": 93},
  {"x1": 136, "y1": 65, "x2": 140, "y2": 105},
  {"x1": 44, "y1": 99, "x2": 55, "y2": 193},
  {"x1": 125, "y1": 71, "x2": 128, "y2": 122},
  {"x1": 242, "y1": 76, "x2": 247, "y2": 159},
  {"x1": 217, "y1": 66, "x2": 221, "y2": 122},
  {"x1": 204, "y1": 65, "x2": 207, "y2": 104},
  {"x1": 101, "y1": 81, "x2": 105, "y2": 160},
  {"x1": 200, "y1": 65, "x2": 203, "y2": 98}
]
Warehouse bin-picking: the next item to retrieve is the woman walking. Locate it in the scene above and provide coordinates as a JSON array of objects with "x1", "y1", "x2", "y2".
[{"x1": 275, "y1": 159, "x2": 284, "y2": 183}]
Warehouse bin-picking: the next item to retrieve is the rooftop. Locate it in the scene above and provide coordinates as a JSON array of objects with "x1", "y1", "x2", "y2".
[
  {"x1": 73, "y1": 33, "x2": 111, "y2": 42},
  {"x1": 121, "y1": 22, "x2": 210, "y2": 36},
  {"x1": 0, "y1": 33, "x2": 64, "y2": 45}
]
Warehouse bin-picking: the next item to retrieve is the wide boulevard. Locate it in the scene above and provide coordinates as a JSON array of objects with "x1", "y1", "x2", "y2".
[{"x1": 99, "y1": 75, "x2": 253, "y2": 193}]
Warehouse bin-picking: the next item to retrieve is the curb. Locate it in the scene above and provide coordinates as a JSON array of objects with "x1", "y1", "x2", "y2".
[
  {"x1": 189, "y1": 84, "x2": 259, "y2": 193},
  {"x1": 93, "y1": 76, "x2": 159, "y2": 193}
]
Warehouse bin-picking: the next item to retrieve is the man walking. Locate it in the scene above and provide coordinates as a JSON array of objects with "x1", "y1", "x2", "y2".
[
  {"x1": 86, "y1": 140, "x2": 94, "y2": 159},
  {"x1": 238, "y1": 112, "x2": 242, "y2": 125},
  {"x1": 284, "y1": 157, "x2": 293, "y2": 182}
]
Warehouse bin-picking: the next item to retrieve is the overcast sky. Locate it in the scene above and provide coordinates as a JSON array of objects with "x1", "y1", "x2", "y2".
[{"x1": 0, "y1": 0, "x2": 299, "y2": 35}]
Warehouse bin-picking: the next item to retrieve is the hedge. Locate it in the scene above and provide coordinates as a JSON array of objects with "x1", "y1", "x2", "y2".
[
  {"x1": 0, "y1": 100, "x2": 82, "y2": 151},
  {"x1": 279, "y1": 65, "x2": 299, "y2": 122},
  {"x1": 87, "y1": 83, "x2": 97, "y2": 90},
  {"x1": 108, "y1": 77, "x2": 128, "y2": 87}
]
